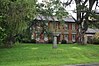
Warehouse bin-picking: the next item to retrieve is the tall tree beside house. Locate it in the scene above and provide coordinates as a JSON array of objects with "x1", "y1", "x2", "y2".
[
  {"x1": 63, "y1": 0, "x2": 99, "y2": 44},
  {"x1": 0, "y1": 0, "x2": 36, "y2": 47},
  {"x1": 36, "y1": 0, "x2": 68, "y2": 48}
]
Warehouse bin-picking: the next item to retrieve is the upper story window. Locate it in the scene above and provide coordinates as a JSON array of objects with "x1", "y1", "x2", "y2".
[
  {"x1": 65, "y1": 34, "x2": 68, "y2": 41},
  {"x1": 58, "y1": 22, "x2": 60, "y2": 29},
  {"x1": 72, "y1": 34, "x2": 76, "y2": 42},
  {"x1": 64, "y1": 24, "x2": 68, "y2": 30},
  {"x1": 45, "y1": 23, "x2": 48, "y2": 26},
  {"x1": 72, "y1": 23, "x2": 75, "y2": 30}
]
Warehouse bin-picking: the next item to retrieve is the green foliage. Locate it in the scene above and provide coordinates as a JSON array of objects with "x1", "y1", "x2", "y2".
[
  {"x1": 19, "y1": 29, "x2": 32, "y2": 43},
  {"x1": 0, "y1": 27, "x2": 7, "y2": 46},
  {"x1": 36, "y1": 0, "x2": 68, "y2": 19},
  {"x1": 61, "y1": 40, "x2": 67, "y2": 44},
  {"x1": 92, "y1": 32, "x2": 99, "y2": 44},
  {"x1": 0, "y1": 0, "x2": 37, "y2": 47},
  {"x1": 92, "y1": 37, "x2": 99, "y2": 44},
  {"x1": 48, "y1": 39, "x2": 53, "y2": 44},
  {"x1": 35, "y1": 0, "x2": 68, "y2": 42},
  {"x1": 65, "y1": 0, "x2": 99, "y2": 44},
  {"x1": 0, "y1": 44, "x2": 99, "y2": 66},
  {"x1": 89, "y1": 12, "x2": 99, "y2": 28}
]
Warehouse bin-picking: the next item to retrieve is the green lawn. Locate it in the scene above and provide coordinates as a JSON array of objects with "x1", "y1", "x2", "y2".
[{"x1": 0, "y1": 43, "x2": 99, "y2": 66}]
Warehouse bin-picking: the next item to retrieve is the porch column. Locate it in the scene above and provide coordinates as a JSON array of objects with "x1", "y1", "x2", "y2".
[
  {"x1": 84, "y1": 34, "x2": 87, "y2": 44},
  {"x1": 53, "y1": 34, "x2": 58, "y2": 48}
]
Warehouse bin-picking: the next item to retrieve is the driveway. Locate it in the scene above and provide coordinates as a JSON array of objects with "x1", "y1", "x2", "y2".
[{"x1": 63, "y1": 63, "x2": 99, "y2": 66}]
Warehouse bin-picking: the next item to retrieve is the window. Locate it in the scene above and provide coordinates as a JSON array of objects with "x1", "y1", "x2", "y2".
[
  {"x1": 44, "y1": 34, "x2": 48, "y2": 41},
  {"x1": 64, "y1": 24, "x2": 68, "y2": 30},
  {"x1": 45, "y1": 23, "x2": 48, "y2": 26},
  {"x1": 72, "y1": 24, "x2": 75, "y2": 30},
  {"x1": 58, "y1": 22, "x2": 60, "y2": 29},
  {"x1": 72, "y1": 34, "x2": 76, "y2": 42},
  {"x1": 65, "y1": 34, "x2": 68, "y2": 42},
  {"x1": 31, "y1": 34, "x2": 34, "y2": 39}
]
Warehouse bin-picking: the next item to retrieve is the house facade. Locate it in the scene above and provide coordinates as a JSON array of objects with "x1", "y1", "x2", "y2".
[{"x1": 31, "y1": 15, "x2": 79, "y2": 44}]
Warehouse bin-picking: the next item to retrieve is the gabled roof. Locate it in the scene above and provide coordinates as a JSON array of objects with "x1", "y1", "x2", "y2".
[{"x1": 34, "y1": 15, "x2": 76, "y2": 22}]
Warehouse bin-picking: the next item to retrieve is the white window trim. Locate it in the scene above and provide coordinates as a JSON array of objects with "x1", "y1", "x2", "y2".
[
  {"x1": 72, "y1": 24, "x2": 75, "y2": 30},
  {"x1": 72, "y1": 34, "x2": 76, "y2": 42},
  {"x1": 65, "y1": 34, "x2": 68, "y2": 42}
]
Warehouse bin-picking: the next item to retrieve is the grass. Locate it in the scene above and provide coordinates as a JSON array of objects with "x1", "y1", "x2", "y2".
[{"x1": 0, "y1": 43, "x2": 99, "y2": 66}]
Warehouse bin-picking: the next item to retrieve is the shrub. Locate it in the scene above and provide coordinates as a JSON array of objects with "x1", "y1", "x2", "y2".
[
  {"x1": 61, "y1": 40, "x2": 67, "y2": 44},
  {"x1": 87, "y1": 38, "x2": 93, "y2": 44},
  {"x1": 48, "y1": 39, "x2": 53, "y2": 44},
  {"x1": 0, "y1": 27, "x2": 7, "y2": 46},
  {"x1": 92, "y1": 32, "x2": 99, "y2": 45},
  {"x1": 21, "y1": 38, "x2": 31, "y2": 43},
  {"x1": 30, "y1": 39, "x2": 36, "y2": 43},
  {"x1": 92, "y1": 37, "x2": 99, "y2": 44},
  {"x1": 15, "y1": 34, "x2": 23, "y2": 42},
  {"x1": 94, "y1": 32, "x2": 99, "y2": 39}
]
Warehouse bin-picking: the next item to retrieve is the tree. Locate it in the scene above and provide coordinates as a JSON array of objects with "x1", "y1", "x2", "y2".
[
  {"x1": 36, "y1": 0, "x2": 68, "y2": 48},
  {"x1": 0, "y1": 0, "x2": 36, "y2": 47},
  {"x1": 63, "y1": 0, "x2": 99, "y2": 44}
]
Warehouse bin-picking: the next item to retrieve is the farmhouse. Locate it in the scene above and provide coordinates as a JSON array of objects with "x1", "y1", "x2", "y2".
[{"x1": 30, "y1": 15, "x2": 79, "y2": 44}]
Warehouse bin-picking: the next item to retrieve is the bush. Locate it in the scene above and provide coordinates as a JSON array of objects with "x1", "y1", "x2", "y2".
[
  {"x1": 15, "y1": 34, "x2": 23, "y2": 42},
  {"x1": 30, "y1": 39, "x2": 36, "y2": 43},
  {"x1": 16, "y1": 32, "x2": 35, "y2": 43},
  {"x1": 87, "y1": 38, "x2": 93, "y2": 44},
  {"x1": 92, "y1": 37, "x2": 99, "y2": 44},
  {"x1": 61, "y1": 40, "x2": 67, "y2": 44},
  {"x1": 48, "y1": 39, "x2": 53, "y2": 44},
  {"x1": 0, "y1": 27, "x2": 7, "y2": 46},
  {"x1": 21, "y1": 38, "x2": 36, "y2": 43},
  {"x1": 92, "y1": 32, "x2": 99, "y2": 45}
]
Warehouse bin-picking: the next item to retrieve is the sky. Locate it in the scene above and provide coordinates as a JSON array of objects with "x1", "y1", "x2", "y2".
[
  {"x1": 37, "y1": 0, "x2": 76, "y2": 18},
  {"x1": 37, "y1": 0, "x2": 99, "y2": 19}
]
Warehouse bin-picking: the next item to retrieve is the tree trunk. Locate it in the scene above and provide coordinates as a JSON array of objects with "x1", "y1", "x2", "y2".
[{"x1": 78, "y1": 26, "x2": 86, "y2": 45}]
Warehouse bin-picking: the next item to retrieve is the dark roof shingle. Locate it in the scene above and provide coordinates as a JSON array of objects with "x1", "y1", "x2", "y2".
[
  {"x1": 86, "y1": 28, "x2": 99, "y2": 34},
  {"x1": 35, "y1": 15, "x2": 76, "y2": 22}
]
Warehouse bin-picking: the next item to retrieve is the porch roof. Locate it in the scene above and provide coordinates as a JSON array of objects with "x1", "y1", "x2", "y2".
[{"x1": 86, "y1": 28, "x2": 99, "y2": 34}]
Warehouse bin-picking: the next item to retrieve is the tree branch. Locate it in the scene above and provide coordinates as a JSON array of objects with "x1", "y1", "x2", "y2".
[
  {"x1": 89, "y1": 0, "x2": 96, "y2": 10},
  {"x1": 62, "y1": 0, "x2": 73, "y2": 6}
]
